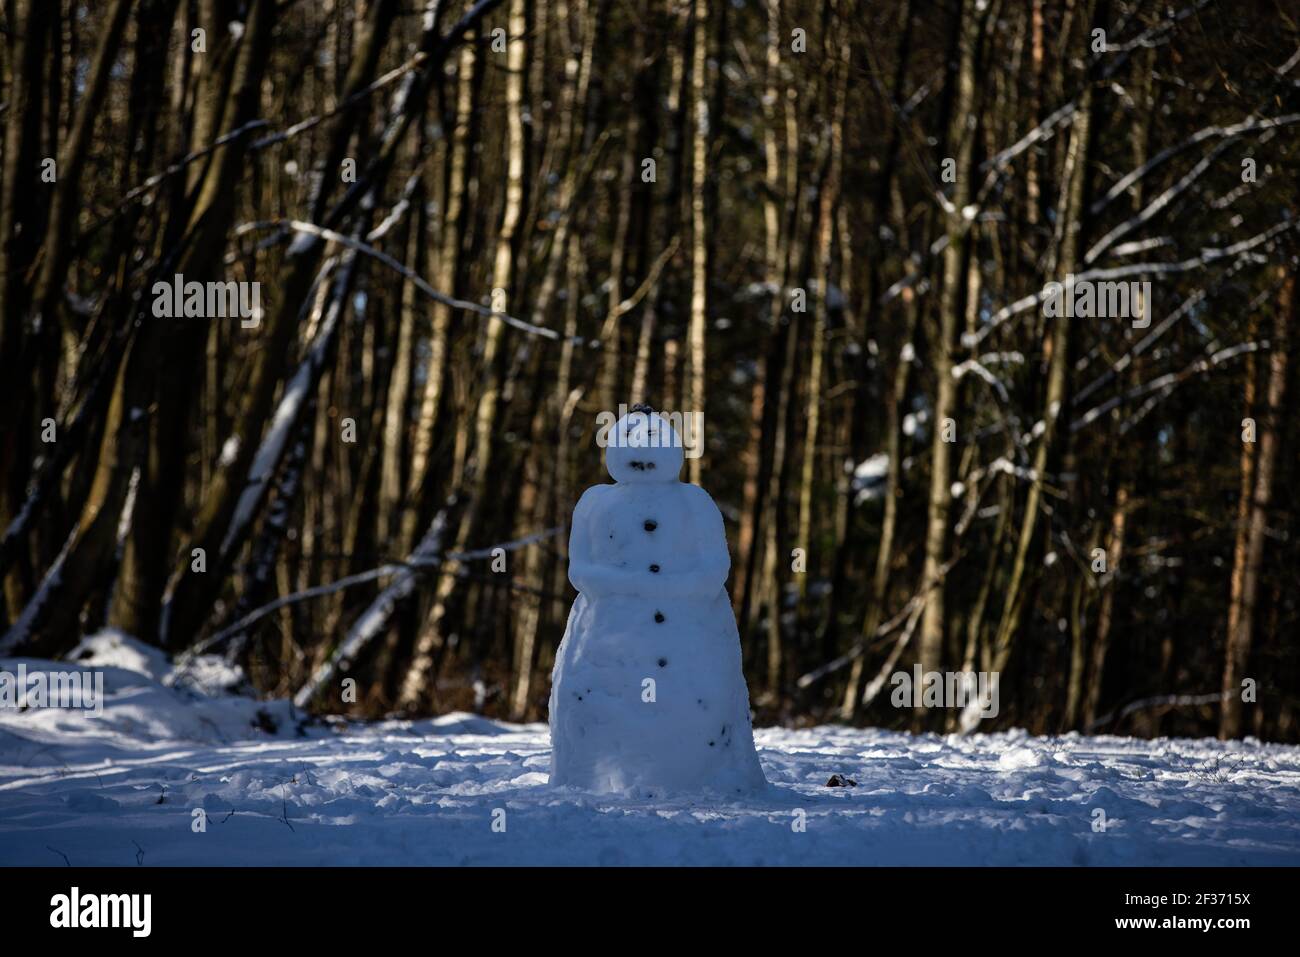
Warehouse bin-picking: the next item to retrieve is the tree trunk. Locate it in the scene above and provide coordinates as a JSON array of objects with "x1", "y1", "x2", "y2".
[
  {"x1": 916, "y1": 0, "x2": 983, "y2": 689},
  {"x1": 686, "y1": 0, "x2": 711, "y2": 484},
  {"x1": 1221, "y1": 268, "x2": 1292, "y2": 738}
]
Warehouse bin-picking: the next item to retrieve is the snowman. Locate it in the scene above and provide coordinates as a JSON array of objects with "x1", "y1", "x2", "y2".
[{"x1": 548, "y1": 406, "x2": 767, "y2": 797}]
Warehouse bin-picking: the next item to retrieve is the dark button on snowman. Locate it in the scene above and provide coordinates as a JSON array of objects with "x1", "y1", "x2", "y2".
[{"x1": 548, "y1": 406, "x2": 767, "y2": 796}]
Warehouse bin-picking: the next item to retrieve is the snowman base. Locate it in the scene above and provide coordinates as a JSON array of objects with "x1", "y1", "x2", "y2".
[{"x1": 548, "y1": 588, "x2": 767, "y2": 798}]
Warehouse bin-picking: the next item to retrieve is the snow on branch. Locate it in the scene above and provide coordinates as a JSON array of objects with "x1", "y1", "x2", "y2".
[
  {"x1": 237, "y1": 219, "x2": 597, "y2": 347},
  {"x1": 289, "y1": 518, "x2": 562, "y2": 709},
  {"x1": 1087, "y1": 692, "x2": 1229, "y2": 734},
  {"x1": 1072, "y1": 340, "x2": 1266, "y2": 433},
  {"x1": 1089, "y1": 113, "x2": 1300, "y2": 219},
  {"x1": 970, "y1": 219, "x2": 1296, "y2": 347},
  {"x1": 217, "y1": 254, "x2": 350, "y2": 563},
  {"x1": 795, "y1": 583, "x2": 931, "y2": 690},
  {"x1": 190, "y1": 518, "x2": 563, "y2": 669},
  {"x1": 0, "y1": 529, "x2": 76, "y2": 655},
  {"x1": 85, "y1": 119, "x2": 270, "y2": 236},
  {"x1": 1086, "y1": 135, "x2": 1246, "y2": 265},
  {"x1": 249, "y1": 54, "x2": 430, "y2": 153}
]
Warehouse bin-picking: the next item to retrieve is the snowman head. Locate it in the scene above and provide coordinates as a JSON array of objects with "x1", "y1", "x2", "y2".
[{"x1": 605, "y1": 407, "x2": 684, "y2": 484}]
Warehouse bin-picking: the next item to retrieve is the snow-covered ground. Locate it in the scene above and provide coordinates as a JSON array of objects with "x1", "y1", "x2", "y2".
[{"x1": 2, "y1": 633, "x2": 1299, "y2": 866}]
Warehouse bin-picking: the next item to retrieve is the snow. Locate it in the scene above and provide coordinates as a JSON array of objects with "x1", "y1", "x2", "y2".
[
  {"x1": 551, "y1": 411, "x2": 766, "y2": 796},
  {"x1": 220, "y1": 292, "x2": 342, "y2": 561},
  {"x1": 217, "y1": 435, "x2": 241, "y2": 467},
  {"x1": 0, "y1": 528, "x2": 74, "y2": 655},
  {"x1": 851, "y1": 452, "x2": 890, "y2": 504},
  {"x1": 901, "y1": 408, "x2": 928, "y2": 437},
  {"x1": 292, "y1": 509, "x2": 450, "y2": 708},
  {"x1": 4, "y1": 636, "x2": 1300, "y2": 866}
]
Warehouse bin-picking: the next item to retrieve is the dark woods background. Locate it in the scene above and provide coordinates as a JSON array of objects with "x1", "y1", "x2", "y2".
[{"x1": 1, "y1": 0, "x2": 1297, "y2": 740}]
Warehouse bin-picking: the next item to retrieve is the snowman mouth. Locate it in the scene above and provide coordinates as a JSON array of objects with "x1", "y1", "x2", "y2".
[{"x1": 628, "y1": 460, "x2": 656, "y2": 471}]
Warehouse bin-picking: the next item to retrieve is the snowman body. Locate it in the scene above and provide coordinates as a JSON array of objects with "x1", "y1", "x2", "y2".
[{"x1": 548, "y1": 412, "x2": 766, "y2": 797}]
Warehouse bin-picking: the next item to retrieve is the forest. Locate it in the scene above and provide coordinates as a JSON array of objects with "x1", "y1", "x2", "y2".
[{"x1": 0, "y1": 0, "x2": 1296, "y2": 741}]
